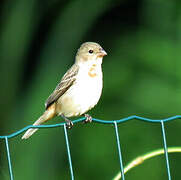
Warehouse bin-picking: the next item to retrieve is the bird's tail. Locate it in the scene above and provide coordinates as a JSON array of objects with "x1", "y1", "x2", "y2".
[{"x1": 22, "y1": 104, "x2": 56, "y2": 139}]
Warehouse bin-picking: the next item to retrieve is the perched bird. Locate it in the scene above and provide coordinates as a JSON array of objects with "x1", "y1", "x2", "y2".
[{"x1": 22, "y1": 42, "x2": 107, "y2": 139}]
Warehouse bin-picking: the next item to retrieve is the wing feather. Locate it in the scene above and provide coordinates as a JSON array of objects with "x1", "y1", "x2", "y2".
[{"x1": 45, "y1": 64, "x2": 79, "y2": 109}]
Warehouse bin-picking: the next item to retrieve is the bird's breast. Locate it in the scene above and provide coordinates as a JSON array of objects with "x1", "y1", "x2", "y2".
[
  {"x1": 88, "y1": 64, "x2": 97, "y2": 78},
  {"x1": 74, "y1": 65, "x2": 103, "y2": 107},
  {"x1": 57, "y1": 64, "x2": 103, "y2": 117}
]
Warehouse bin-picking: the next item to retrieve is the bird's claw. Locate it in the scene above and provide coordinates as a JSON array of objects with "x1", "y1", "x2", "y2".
[
  {"x1": 61, "y1": 114, "x2": 73, "y2": 129},
  {"x1": 66, "y1": 120, "x2": 73, "y2": 129},
  {"x1": 84, "y1": 114, "x2": 92, "y2": 123}
]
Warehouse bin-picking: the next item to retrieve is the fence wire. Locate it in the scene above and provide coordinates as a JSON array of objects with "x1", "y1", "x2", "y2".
[{"x1": 1, "y1": 115, "x2": 180, "y2": 180}]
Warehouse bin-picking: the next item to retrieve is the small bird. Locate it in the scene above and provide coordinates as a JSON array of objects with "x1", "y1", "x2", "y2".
[{"x1": 22, "y1": 42, "x2": 107, "y2": 139}]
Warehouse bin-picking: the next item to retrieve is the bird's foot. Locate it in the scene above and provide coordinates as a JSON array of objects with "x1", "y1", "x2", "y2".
[
  {"x1": 84, "y1": 114, "x2": 92, "y2": 123},
  {"x1": 61, "y1": 115, "x2": 73, "y2": 129},
  {"x1": 66, "y1": 120, "x2": 73, "y2": 129}
]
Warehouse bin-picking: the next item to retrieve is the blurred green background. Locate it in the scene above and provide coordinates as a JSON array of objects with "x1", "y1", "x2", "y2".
[{"x1": 0, "y1": 0, "x2": 181, "y2": 179}]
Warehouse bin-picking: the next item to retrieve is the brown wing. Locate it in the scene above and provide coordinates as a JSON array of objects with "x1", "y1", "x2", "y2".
[{"x1": 45, "y1": 64, "x2": 79, "y2": 109}]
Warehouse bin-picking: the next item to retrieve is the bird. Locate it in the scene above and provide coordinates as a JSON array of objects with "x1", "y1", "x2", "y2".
[{"x1": 22, "y1": 42, "x2": 107, "y2": 139}]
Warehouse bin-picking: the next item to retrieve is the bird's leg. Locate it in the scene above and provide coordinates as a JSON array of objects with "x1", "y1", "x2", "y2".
[
  {"x1": 61, "y1": 114, "x2": 73, "y2": 129},
  {"x1": 84, "y1": 114, "x2": 92, "y2": 123}
]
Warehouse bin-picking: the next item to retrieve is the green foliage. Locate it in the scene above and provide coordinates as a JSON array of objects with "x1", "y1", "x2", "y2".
[{"x1": 0, "y1": 0, "x2": 181, "y2": 179}]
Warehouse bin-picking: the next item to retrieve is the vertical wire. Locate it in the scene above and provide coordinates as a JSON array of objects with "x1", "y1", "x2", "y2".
[
  {"x1": 5, "y1": 137, "x2": 14, "y2": 180},
  {"x1": 160, "y1": 120, "x2": 171, "y2": 180},
  {"x1": 114, "y1": 121, "x2": 125, "y2": 180},
  {"x1": 63, "y1": 124, "x2": 74, "y2": 180}
]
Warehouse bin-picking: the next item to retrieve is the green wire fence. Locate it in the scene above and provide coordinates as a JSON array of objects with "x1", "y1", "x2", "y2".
[{"x1": 1, "y1": 115, "x2": 180, "y2": 180}]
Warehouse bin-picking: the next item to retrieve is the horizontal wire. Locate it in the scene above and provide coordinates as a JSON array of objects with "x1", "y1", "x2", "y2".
[{"x1": 1, "y1": 115, "x2": 181, "y2": 139}]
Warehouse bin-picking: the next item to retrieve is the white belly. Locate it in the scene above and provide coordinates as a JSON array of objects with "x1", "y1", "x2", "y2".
[{"x1": 57, "y1": 66, "x2": 103, "y2": 117}]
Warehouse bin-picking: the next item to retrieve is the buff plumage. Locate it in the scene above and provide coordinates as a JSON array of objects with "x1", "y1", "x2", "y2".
[{"x1": 22, "y1": 42, "x2": 107, "y2": 139}]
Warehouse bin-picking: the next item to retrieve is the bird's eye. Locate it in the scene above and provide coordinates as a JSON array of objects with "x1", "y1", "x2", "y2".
[{"x1": 89, "y1": 49, "x2": 94, "y2": 54}]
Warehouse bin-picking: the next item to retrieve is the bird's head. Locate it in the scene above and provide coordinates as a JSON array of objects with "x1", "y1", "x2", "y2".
[{"x1": 75, "y1": 42, "x2": 107, "y2": 65}]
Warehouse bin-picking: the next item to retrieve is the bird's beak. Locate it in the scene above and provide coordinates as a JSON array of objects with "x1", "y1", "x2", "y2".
[{"x1": 98, "y1": 49, "x2": 107, "y2": 57}]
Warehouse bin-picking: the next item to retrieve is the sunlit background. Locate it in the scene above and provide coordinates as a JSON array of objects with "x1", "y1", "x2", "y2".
[{"x1": 0, "y1": 0, "x2": 181, "y2": 179}]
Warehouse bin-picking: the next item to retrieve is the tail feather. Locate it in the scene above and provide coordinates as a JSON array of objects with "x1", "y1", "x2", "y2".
[{"x1": 22, "y1": 104, "x2": 56, "y2": 139}]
